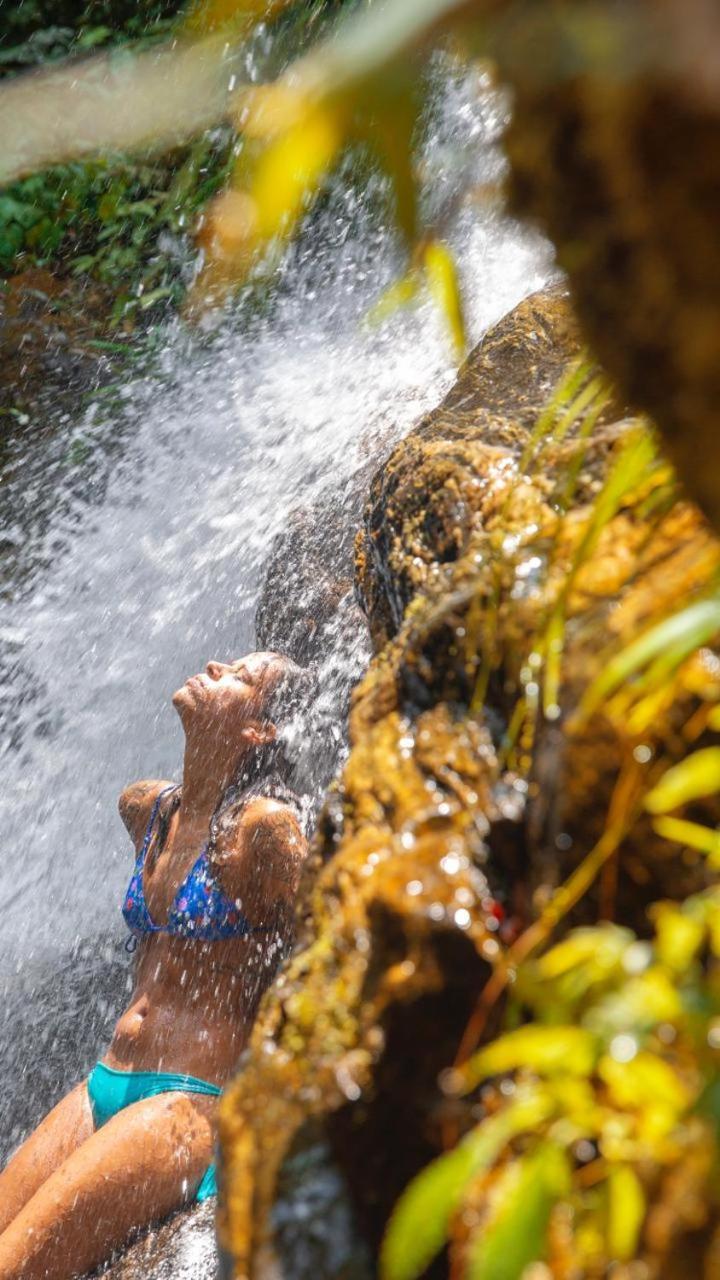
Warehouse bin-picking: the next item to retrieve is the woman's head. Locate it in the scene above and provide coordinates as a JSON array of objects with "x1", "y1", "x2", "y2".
[{"x1": 172, "y1": 650, "x2": 313, "y2": 785}]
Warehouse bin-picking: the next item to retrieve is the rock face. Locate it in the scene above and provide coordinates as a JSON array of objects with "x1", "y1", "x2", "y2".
[
  {"x1": 217, "y1": 287, "x2": 720, "y2": 1276},
  {"x1": 95, "y1": 1202, "x2": 217, "y2": 1280},
  {"x1": 493, "y1": 0, "x2": 720, "y2": 536}
]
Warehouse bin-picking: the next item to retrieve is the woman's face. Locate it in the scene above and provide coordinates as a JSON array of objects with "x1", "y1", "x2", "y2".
[{"x1": 172, "y1": 651, "x2": 281, "y2": 742}]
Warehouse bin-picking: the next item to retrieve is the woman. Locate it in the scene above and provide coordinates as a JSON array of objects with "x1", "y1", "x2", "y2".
[{"x1": 0, "y1": 651, "x2": 309, "y2": 1279}]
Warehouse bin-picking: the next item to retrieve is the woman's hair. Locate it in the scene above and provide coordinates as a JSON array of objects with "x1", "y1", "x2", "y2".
[{"x1": 209, "y1": 652, "x2": 316, "y2": 842}]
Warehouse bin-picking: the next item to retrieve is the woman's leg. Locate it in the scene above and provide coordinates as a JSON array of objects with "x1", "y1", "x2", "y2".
[
  {"x1": 0, "y1": 1089, "x2": 216, "y2": 1280},
  {"x1": 0, "y1": 1083, "x2": 94, "y2": 1234}
]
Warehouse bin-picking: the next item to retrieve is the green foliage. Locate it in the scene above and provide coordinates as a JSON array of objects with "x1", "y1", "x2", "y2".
[
  {"x1": 0, "y1": 141, "x2": 233, "y2": 319},
  {"x1": 0, "y1": 0, "x2": 353, "y2": 317}
]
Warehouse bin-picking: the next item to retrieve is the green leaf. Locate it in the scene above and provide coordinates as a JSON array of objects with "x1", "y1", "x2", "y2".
[
  {"x1": 380, "y1": 1091, "x2": 555, "y2": 1280},
  {"x1": 607, "y1": 1165, "x2": 646, "y2": 1261},
  {"x1": 582, "y1": 595, "x2": 720, "y2": 717},
  {"x1": 645, "y1": 748, "x2": 720, "y2": 814},
  {"x1": 466, "y1": 1143, "x2": 571, "y2": 1280},
  {"x1": 461, "y1": 1025, "x2": 598, "y2": 1091}
]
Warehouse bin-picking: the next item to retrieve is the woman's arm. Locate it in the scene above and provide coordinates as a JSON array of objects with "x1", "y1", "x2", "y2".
[
  {"x1": 118, "y1": 779, "x2": 174, "y2": 853},
  {"x1": 213, "y1": 798, "x2": 307, "y2": 925}
]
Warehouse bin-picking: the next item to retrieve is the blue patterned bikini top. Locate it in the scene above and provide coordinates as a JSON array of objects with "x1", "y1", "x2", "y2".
[{"x1": 122, "y1": 782, "x2": 292, "y2": 943}]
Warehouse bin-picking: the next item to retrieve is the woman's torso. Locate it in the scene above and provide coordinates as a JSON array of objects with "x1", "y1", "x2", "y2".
[{"x1": 106, "y1": 780, "x2": 297, "y2": 1084}]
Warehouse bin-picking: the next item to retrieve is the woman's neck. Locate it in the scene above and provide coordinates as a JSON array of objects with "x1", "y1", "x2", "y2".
[{"x1": 178, "y1": 732, "x2": 250, "y2": 828}]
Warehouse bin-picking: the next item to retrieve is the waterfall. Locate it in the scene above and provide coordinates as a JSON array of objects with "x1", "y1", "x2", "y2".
[{"x1": 0, "y1": 59, "x2": 552, "y2": 1271}]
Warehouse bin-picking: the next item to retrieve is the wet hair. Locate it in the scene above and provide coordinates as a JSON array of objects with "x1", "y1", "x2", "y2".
[{"x1": 208, "y1": 652, "x2": 316, "y2": 841}]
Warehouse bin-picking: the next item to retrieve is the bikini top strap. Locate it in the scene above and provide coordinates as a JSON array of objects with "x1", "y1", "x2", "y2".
[{"x1": 138, "y1": 783, "x2": 180, "y2": 862}]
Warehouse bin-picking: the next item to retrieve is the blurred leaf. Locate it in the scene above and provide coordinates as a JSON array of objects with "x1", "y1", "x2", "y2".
[
  {"x1": 252, "y1": 103, "x2": 344, "y2": 239},
  {"x1": 538, "y1": 925, "x2": 632, "y2": 982},
  {"x1": 466, "y1": 1143, "x2": 571, "y2": 1280},
  {"x1": 582, "y1": 595, "x2": 720, "y2": 718},
  {"x1": 424, "y1": 240, "x2": 467, "y2": 357},
  {"x1": 607, "y1": 1165, "x2": 646, "y2": 1262},
  {"x1": 645, "y1": 749, "x2": 720, "y2": 815},
  {"x1": 652, "y1": 816, "x2": 720, "y2": 866},
  {"x1": 651, "y1": 900, "x2": 708, "y2": 972},
  {"x1": 366, "y1": 268, "x2": 422, "y2": 326},
  {"x1": 380, "y1": 1090, "x2": 555, "y2": 1280},
  {"x1": 461, "y1": 1025, "x2": 598, "y2": 1091},
  {"x1": 584, "y1": 969, "x2": 682, "y2": 1039},
  {"x1": 599, "y1": 1052, "x2": 690, "y2": 1117}
]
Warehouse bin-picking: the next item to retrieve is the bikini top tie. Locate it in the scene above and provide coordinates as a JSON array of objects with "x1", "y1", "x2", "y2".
[{"x1": 122, "y1": 781, "x2": 298, "y2": 943}]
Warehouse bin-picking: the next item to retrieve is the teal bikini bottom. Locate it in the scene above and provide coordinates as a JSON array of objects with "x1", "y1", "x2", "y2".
[{"x1": 87, "y1": 1061, "x2": 221, "y2": 1202}]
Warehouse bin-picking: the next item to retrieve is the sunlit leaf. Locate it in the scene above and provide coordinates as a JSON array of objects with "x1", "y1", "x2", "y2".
[
  {"x1": 366, "y1": 268, "x2": 421, "y2": 326},
  {"x1": 423, "y1": 240, "x2": 467, "y2": 357},
  {"x1": 582, "y1": 595, "x2": 720, "y2": 718},
  {"x1": 466, "y1": 1143, "x2": 571, "y2": 1280},
  {"x1": 652, "y1": 816, "x2": 720, "y2": 866},
  {"x1": 537, "y1": 925, "x2": 632, "y2": 981},
  {"x1": 607, "y1": 1165, "x2": 646, "y2": 1262},
  {"x1": 584, "y1": 969, "x2": 682, "y2": 1038},
  {"x1": 598, "y1": 1052, "x2": 690, "y2": 1116},
  {"x1": 380, "y1": 1090, "x2": 555, "y2": 1280},
  {"x1": 461, "y1": 1025, "x2": 598, "y2": 1091},
  {"x1": 251, "y1": 103, "x2": 344, "y2": 239},
  {"x1": 645, "y1": 748, "x2": 720, "y2": 815},
  {"x1": 651, "y1": 899, "x2": 708, "y2": 972}
]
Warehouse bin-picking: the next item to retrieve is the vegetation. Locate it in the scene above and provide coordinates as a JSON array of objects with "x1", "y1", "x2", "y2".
[{"x1": 0, "y1": 0, "x2": 352, "y2": 323}]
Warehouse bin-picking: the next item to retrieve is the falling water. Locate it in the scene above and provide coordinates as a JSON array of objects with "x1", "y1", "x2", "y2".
[{"x1": 0, "y1": 59, "x2": 553, "y2": 1274}]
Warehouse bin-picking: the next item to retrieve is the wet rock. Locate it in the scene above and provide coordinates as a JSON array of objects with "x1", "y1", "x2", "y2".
[
  {"x1": 256, "y1": 467, "x2": 372, "y2": 668},
  {"x1": 97, "y1": 1201, "x2": 218, "y2": 1280},
  {"x1": 217, "y1": 286, "x2": 720, "y2": 1277}
]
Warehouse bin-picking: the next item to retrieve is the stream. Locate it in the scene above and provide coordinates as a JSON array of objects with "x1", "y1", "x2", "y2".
[{"x1": 0, "y1": 62, "x2": 552, "y2": 1275}]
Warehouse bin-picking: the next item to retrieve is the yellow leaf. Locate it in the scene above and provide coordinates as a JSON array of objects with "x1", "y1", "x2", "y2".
[
  {"x1": 461, "y1": 1025, "x2": 598, "y2": 1091},
  {"x1": 652, "y1": 816, "x2": 720, "y2": 865},
  {"x1": 651, "y1": 900, "x2": 707, "y2": 972},
  {"x1": 251, "y1": 104, "x2": 344, "y2": 242},
  {"x1": 538, "y1": 925, "x2": 631, "y2": 981},
  {"x1": 366, "y1": 269, "x2": 421, "y2": 328},
  {"x1": 607, "y1": 1165, "x2": 646, "y2": 1261},
  {"x1": 645, "y1": 747, "x2": 720, "y2": 815},
  {"x1": 585, "y1": 969, "x2": 682, "y2": 1038},
  {"x1": 423, "y1": 240, "x2": 467, "y2": 359},
  {"x1": 599, "y1": 1052, "x2": 690, "y2": 1116}
]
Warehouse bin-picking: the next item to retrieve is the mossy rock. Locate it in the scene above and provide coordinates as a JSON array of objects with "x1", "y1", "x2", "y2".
[{"x1": 218, "y1": 287, "x2": 720, "y2": 1277}]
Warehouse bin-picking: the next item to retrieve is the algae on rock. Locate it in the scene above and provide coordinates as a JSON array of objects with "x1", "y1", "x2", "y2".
[{"x1": 218, "y1": 288, "x2": 720, "y2": 1277}]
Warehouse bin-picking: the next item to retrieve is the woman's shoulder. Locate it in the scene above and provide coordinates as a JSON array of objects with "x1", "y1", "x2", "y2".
[
  {"x1": 118, "y1": 779, "x2": 175, "y2": 851},
  {"x1": 219, "y1": 794, "x2": 304, "y2": 851}
]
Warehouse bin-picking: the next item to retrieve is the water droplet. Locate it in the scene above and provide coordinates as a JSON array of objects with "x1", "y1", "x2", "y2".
[
  {"x1": 429, "y1": 902, "x2": 445, "y2": 921},
  {"x1": 441, "y1": 853, "x2": 461, "y2": 875},
  {"x1": 406, "y1": 880, "x2": 423, "y2": 896},
  {"x1": 633, "y1": 744, "x2": 652, "y2": 764},
  {"x1": 454, "y1": 908, "x2": 471, "y2": 929},
  {"x1": 609, "y1": 1033, "x2": 638, "y2": 1063},
  {"x1": 623, "y1": 941, "x2": 652, "y2": 975}
]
